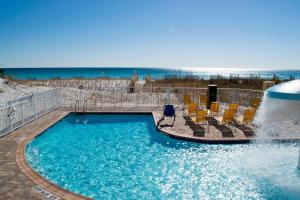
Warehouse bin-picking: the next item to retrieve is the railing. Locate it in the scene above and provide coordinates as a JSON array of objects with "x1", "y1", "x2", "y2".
[
  {"x1": 0, "y1": 88, "x2": 62, "y2": 137},
  {"x1": 148, "y1": 73, "x2": 297, "y2": 81},
  {"x1": 60, "y1": 86, "x2": 264, "y2": 109},
  {"x1": 218, "y1": 88, "x2": 263, "y2": 105},
  {"x1": 0, "y1": 86, "x2": 263, "y2": 137},
  {"x1": 83, "y1": 100, "x2": 88, "y2": 112},
  {"x1": 74, "y1": 100, "x2": 80, "y2": 112}
]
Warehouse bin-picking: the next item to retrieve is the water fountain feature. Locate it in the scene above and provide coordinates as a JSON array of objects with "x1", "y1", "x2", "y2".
[
  {"x1": 254, "y1": 80, "x2": 300, "y2": 168},
  {"x1": 255, "y1": 80, "x2": 300, "y2": 138},
  {"x1": 299, "y1": 148, "x2": 300, "y2": 169}
]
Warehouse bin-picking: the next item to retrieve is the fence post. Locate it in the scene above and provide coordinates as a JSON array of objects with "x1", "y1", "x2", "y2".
[
  {"x1": 237, "y1": 88, "x2": 241, "y2": 104},
  {"x1": 44, "y1": 92, "x2": 47, "y2": 114},
  {"x1": 120, "y1": 88, "x2": 123, "y2": 108},
  {"x1": 150, "y1": 87, "x2": 152, "y2": 108},
  {"x1": 157, "y1": 92, "x2": 159, "y2": 107},
  {"x1": 56, "y1": 89, "x2": 59, "y2": 108},
  {"x1": 34, "y1": 94, "x2": 37, "y2": 119},
  {"x1": 10, "y1": 113, "x2": 13, "y2": 133},
  {"x1": 21, "y1": 102, "x2": 24, "y2": 125},
  {"x1": 100, "y1": 87, "x2": 103, "y2": 108},
  {"x1": 57, "y1": 89, "x2": 60, "y2": 108},
  {"x1": 51, "y1": 90, "x2": 55, "y2": 110}
]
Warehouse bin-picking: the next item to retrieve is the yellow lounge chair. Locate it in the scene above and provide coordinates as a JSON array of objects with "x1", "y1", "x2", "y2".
[
  {"x1": 251, "y1": 97, "x2": 261, "y2": 109},
  {"x1": 192, "y1": 110, "x2": 208, "y2": 123},
  {"x1": 215, "y1": 109, "x2": 235, "y2": 129},
  {"x1": 215, "y1": 109, "x2": 237, "y2": 132},
  {"x1": 236, "y1": 108, "x2": 256, "y2": 125},
  {"x1": 209, "y1": 102, "x2": 220, "y2": 116},
  {"x1": 220, "y1": 109, "x2": 235, "y2": 124},
  {"x1": 228, "y1": 103, "x2": 239, "y2": 114},
  {"x1": 192, "y1": 110, "x2": 209, "y2": 132},
  {"x1": 187, "y1": 102, "x2": 198, "y2": 116}
]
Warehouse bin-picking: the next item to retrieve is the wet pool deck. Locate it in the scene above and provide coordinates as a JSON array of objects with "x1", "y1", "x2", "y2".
[{"x1": 1, "y1": 107, "x2": 300, "y2": 200}]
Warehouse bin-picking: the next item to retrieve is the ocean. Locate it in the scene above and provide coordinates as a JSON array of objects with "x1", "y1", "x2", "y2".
[{"x1": 2, "y1": 67, "x2": 300, "y2": 80}]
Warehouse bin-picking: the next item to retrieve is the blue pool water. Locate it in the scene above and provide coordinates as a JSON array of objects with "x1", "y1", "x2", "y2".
[
  {"x1": 4, "y1": 67, "x2": 300, "y2": 80},
  {"x1": 26, "y1": 114, "x2": 300, "y2": 199}
]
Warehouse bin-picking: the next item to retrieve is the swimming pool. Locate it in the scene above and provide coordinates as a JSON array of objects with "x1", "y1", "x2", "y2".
[{"x1": 26, "y1": 113, "x2": 300, "y2": 199}]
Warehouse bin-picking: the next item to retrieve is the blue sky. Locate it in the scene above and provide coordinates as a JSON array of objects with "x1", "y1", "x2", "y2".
[{"x1": 0, "y1": 0, "x2": 299, "y2": 70}]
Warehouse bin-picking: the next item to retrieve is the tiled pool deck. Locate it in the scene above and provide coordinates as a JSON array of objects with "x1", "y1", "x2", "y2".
[{"x1": 1, "y1": 107, "x2": 300, "y2": 199}]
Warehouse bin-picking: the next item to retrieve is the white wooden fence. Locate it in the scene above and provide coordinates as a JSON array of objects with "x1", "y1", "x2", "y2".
[{"x1": 0, "y1": 88, "x2": 62, "y2": 137}]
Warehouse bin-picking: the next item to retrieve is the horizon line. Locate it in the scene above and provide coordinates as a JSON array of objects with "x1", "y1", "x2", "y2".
[{"x1": 1, "y1": 66, "x2": 300, "y2": 71}]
